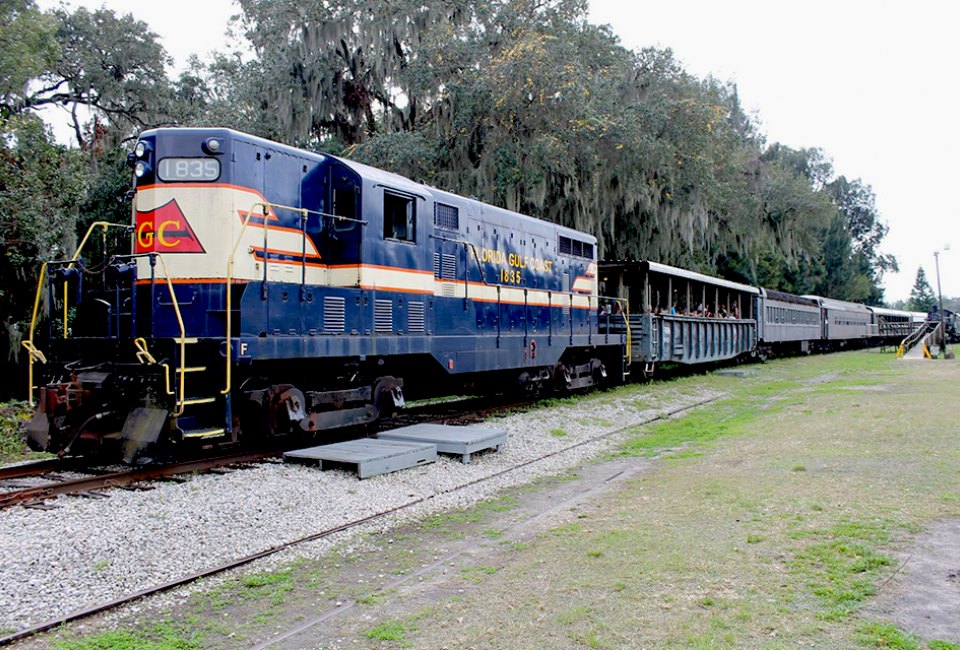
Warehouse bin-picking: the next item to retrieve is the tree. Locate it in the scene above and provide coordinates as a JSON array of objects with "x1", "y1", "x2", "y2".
[
  {"x1": 0, "y1": 0, "x2": 60, "y2": 115},
  {"x1": 0, "y1": 114, "x2": 87, "y2": 397},
  {"x1": 2, "y1": 4, "x2": 177, "y2": 146},
  {"x1": 907, "y1": 267, "x2": 936, "y2": 313}
]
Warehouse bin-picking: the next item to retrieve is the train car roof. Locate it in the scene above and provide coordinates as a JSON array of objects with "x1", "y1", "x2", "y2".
[
  {"x1": 759, "y1": 288, "x2": 820, "y2": 306},
  {"x1": 602, "y1": 260, "x2": 759, "y2": 295},
  {"x1": 804, "y1": 296, "x2": 872, "y2": 313},
  {"x1": 869, "y1": 306, "x2": 913, "y2": 318}
]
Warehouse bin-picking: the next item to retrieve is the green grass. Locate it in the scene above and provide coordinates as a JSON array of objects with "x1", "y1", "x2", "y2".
[
  {"x1": 53, "y1": 624, "x2": 201, "y2": 650},
  {"x1": 420, "y1": 495, "x2": 518, "y2": 530},
  {"x1": 0, "y1": 401, "x2": 37, "y2": 463},
  {"x1": 460, "y1": 565, "x2": 498, "y2": 583},
  {"x1": 365, "y1": 619, "x2": 411, "y2": 641}
]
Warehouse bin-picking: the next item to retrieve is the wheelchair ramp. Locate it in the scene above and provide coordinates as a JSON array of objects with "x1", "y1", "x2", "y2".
[
  {"x1": 378, "y1": 423, "x2": 507, "y2": 463},
  {"x1": 284, "y1": 439, "x2": 437, "y2": 479}
]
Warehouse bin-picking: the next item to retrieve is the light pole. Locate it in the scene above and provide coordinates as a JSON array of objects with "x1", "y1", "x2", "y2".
[{"x1": 934, "y1": 245, "x2": 950, "y2": 356}]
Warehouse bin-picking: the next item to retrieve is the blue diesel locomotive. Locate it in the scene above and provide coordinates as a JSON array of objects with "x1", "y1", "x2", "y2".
[{"x1": 23, "y1": 128, "x2": 626, "y2": 462}]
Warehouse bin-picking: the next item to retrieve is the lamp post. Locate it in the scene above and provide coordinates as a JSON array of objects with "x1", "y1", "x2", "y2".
[{"x1": 934, "y1": 245, "x2": 950, "y2": 356}]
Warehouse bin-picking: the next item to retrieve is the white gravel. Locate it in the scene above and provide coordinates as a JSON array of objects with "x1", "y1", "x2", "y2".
[{"x1": 0, "y1": 383, "x2": 721, "y2": 632}]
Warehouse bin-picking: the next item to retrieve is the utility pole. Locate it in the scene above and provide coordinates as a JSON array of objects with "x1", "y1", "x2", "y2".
[{"x1": 934, "y1": 245, "x2": 950, "y2": 357}]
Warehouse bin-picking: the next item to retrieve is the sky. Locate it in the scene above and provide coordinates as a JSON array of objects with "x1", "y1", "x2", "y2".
[{"x1": 36, "y1": 0, "x2": 957, "y2": 302}]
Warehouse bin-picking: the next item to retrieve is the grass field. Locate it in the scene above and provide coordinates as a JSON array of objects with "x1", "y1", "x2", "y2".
[
  {"x1": 38, "y1": 350, "x2": 960, "y2": 649},
  {"x1": 404, "y1": 351, "x2": 960, "y2": 649}
]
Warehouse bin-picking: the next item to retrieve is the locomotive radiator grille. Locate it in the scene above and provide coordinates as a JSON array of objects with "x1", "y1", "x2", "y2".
[
  {"x1": 441, "y1": 254, "x2": 457, "y2": 279},
  {"x1": 408, "y1": 301, "x2": 425, "y2": 333},
  {"x1": 323, "y1": 296, "x2": 346, "y2": 332},
  {"x1": 374, "y1": 299, "x2": 394, "y2": 333}
]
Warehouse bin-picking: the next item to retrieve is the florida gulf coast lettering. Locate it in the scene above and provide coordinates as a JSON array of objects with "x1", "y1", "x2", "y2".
[{"x1": 479, "y1": 248, "x2": 555, "y2": 285}]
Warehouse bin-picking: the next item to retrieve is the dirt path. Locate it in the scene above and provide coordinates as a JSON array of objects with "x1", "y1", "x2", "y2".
[{"x1": 866, "y1": 519, "x2": 960, "y2": 642}]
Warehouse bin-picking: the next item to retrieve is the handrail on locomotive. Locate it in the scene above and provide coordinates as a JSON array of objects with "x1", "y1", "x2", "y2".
[
  {"x1": 221, "y1": 200, "x2": 369, "y2": 397},
  {"x1": 22, "y1": 221, "x2": 190, "y2": 413}
]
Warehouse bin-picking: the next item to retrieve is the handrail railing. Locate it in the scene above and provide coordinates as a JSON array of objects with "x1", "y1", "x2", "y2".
[
  {"x1": 897, "y1": 321, "x2": 934, "y2": 358},
  {"x1": 222, "y1": 203, "x2": 267, "y2": 396},
  {"x1": 22, "y1": 222, "x2": 130, "y2": 405},
  {"x1": 221, "y1": 201, "x2": 369, "y2": 397}
]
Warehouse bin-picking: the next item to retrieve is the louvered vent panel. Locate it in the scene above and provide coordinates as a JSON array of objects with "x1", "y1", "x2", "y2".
[
  {"x1": 441, "y1": 254, "x2": 457, "y2": 279},
  {"x1": 433, "y1": 252, "x2": 441, "y2": 278},
  {"x1": 374, "y1": 299, "x2": 393, "y2": 333},
  {"x1": 408, "y1": 301, "x2": 425, "y2": 333},
  {"x1": 323, "y1": 296, "x2": 345, "y2": 332},
  {"x1": 441, "y1": 283, "x2": 456, "y2": 297},
  {"x1": 434, "y1": 203, "x2": 460, "y2": 230},
  {"x1": 562, "y1": 273, "x2": 571, "y2": 317}
]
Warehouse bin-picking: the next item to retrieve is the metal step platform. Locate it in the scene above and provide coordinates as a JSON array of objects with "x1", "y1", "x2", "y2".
[
  {"x1": 377, "y1": 423, "x2": 507, "y2": 464},
  {"x1": 283, "y1": 439, "x2": 437, "y2": 479}
]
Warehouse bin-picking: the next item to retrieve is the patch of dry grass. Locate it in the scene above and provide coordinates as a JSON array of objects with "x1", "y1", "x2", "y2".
[{"x1": 407, "y1": 351, "x2": 960, "y2": 649}]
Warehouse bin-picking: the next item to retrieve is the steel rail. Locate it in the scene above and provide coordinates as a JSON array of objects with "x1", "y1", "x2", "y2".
[
  {"x1": 0, "y1": 396, "x2": 719, "y2": 647},
  {"x1": 0, "y1": 458, "x2": 71, "y2": 482},
  {"x1": 0, "y1": 451, "x2": 278, "y2": 511}
]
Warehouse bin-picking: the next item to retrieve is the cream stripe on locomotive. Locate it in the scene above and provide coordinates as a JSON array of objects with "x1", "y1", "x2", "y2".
[
  {"x1": 133, "y1": 184, "x2": 596, "y2": 309},
  {"x1": 134, "y1": 184, "x2": 329, "y2": 284},
  {"x1": 433, "y1": 279, "x2": 596, "y2": 310}
]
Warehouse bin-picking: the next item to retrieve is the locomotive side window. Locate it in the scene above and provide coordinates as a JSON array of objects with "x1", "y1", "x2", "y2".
[
  {"x1": 157, "y1": 157, "x2": 220, "y2": 182},
  {"x1": 332, "y1": 173, "x2": 357, "y2": 232},
  {"x1": 384, "y1": 190, "x2": 415, "y2": 242}
]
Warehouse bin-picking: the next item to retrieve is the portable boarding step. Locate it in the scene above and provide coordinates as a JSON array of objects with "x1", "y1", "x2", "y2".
[
  {"x1": 377, "y1": 423, "x2": 507, "y2": 464},
  {"x1": 283, "y1": 439, "x2": 437, "y2": 479}
]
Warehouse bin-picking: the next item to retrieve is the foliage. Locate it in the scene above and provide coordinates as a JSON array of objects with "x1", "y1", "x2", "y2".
[
  {"x1": 0, "y1": 113, "x2": 87, "y2": 396},
  {"x1": 200, "y1": 0, "x2": 897, "y2": 300},
  {"x1": 0, "y1": 400, "x2": 32, "y2": 461},
  {"x1": 907, "y1": 267, "x2": 936, "y2": 313},
  {"x1": 6, "y1": 4, "x2": 176, "y2": 145}
]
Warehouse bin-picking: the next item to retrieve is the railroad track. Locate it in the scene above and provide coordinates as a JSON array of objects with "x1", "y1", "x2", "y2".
[
  {"x1": 0, "y1": 395, "x2": 719, "y2": 647},
  {"x1": 0, "y1": 457, "x2": 73, "y2": 482},
  {"x1": 0, "y1": 451, "x2": 279, "y2": 511},
  {"x1": 0, "y1": 394, "x2": 533, "y2": 511}
]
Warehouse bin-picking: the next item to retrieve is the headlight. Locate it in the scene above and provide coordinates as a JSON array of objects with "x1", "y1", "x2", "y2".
[
  {"x1": 204, "y1": 138, "x2": 221, "y2": 153},
  {"x1": 134, "y1": 161, "x2": 150, "y2": 178},
  {"x1": 134, "y1": 141, "x2": 149, "y2": 158}
]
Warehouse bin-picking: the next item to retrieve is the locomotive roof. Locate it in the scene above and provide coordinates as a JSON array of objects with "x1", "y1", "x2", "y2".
[{"x1": 140, "y1": 127, "x2": 596, "y2": 242}]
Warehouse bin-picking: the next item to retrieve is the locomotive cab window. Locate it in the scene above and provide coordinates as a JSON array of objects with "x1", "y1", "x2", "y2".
[
  {"x1": 331, "y1": 172, "x2": 358, "y2": 231},
  {"x1": 384, "y1": 190, "x2": 415, "y2": 242}
]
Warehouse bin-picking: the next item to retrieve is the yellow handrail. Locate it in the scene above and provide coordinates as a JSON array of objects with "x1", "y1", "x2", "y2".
[
  {"x1": 151, "y1": 254, "x2": 189, "y2": 415},
  {"x1": 22, "y1": 262, "x2": 49, "y2": 405},
  {"x1": 61, "y1": 222, "x2": 130, "y2": 337}
]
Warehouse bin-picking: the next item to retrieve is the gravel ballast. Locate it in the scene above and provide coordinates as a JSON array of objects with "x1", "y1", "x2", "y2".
[{"x1": 0, "y1": 384, "x2": 720, "y2": 632}]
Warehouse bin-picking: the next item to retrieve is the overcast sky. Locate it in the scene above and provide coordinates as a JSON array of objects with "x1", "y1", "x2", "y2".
[{"x1": 38, "y1": 0, "x2": 957, "y2": 302}]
